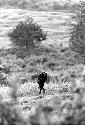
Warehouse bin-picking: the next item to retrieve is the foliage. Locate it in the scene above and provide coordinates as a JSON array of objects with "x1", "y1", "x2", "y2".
[
  {"x1": 7, "y1": 0, "x2": 20, "y2": 6},
  {"x1": 0, "y1": 75, "x2": 27, "y2": 125},
  {"x1": 70, "y1": 1, "x2": 85, "y2": 62},
  {"x1": 0, "y1": 54, "x2": 85, "y2": 125},
  {"x1": 8, "y1": 17, "x2": 47, "y2": 50},
  {"x1": 17, "y1": 0, "x2": 29, "y2": 9},
  {"x1": 52, "y1": 2, "x2": 68, "y2": 11},
  {"x1": 60, "y1": 89, "x2": 85, "y2": 125},
  {"x1": 0, "y1": 102, "x2": 26, "y2": 125},
  {"x1": 0, "y1": 73, "x2": 8, "y2": 86}
]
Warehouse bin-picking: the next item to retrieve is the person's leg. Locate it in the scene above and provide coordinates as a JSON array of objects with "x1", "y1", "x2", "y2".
[
  {"x1": 38, "y1": 79, "x2": 45, "y2": 94},
  {"x1": 39, "y1": 83, "x2": 44, "y2": 94},
  {"x1": 39, "y1": 87, "x2": 42, "y2": 94},
  {"x1": 38, "y1": 82, "x2": 42, "y2": 94},
  {"x1": 43, "y1": 87, "x2": 45, "y2": 94}
]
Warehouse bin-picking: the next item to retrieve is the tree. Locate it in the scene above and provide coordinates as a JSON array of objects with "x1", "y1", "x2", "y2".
[
  {"x1": 8, "y1": 17, "x2": 47, "y2": 50},
  {"x1": 70, "y1": 1, "x2": 85, "y2": 62}
]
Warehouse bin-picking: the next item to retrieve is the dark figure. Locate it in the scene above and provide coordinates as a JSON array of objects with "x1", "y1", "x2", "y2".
[{"x1": 37, "y1": 72, "x2": 47, "y2": 94}]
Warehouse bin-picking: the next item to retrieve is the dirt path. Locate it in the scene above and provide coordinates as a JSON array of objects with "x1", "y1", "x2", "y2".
[{"x1": 0, "y1": 7, "x2": 75, "y2": 49}]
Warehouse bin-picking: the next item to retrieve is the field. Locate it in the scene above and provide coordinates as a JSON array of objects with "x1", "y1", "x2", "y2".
[{"x1": 0, "y1": 1, "x2": 85, "y2": 124}]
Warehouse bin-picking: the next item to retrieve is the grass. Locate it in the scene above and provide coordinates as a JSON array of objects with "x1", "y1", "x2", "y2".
[
  {"x1": 0, "y1": 0, "x2": 77, "y2": 12},
  {"x1": 0, "y1": 38, "x2": 85, "y2": 124},
  {"x1": 0, "y1": 1, "x2": 85, "y2": 124}
]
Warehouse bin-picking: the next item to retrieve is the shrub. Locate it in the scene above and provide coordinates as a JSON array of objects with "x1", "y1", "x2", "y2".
[
  {"x1": 52, "y1": 2, "x2": 63, "y2": 10},
  {"x1": 17, "y1": 0, "x2": 29, "y2": 9},
  {"x1": 29, "y1": 104, "x2": 57, "y2": 125},
  {"x1": 41, "y1": 56, "x2": 48, "y2": 64},
  {"x1": 7, "y1": 0, "x2": 20, "y2": 6},
  {"x1": 8, "y1": 17, "x2": 47, "y2": 51},
  {"x1": 70, "y1": 1, "x2": 85, "y2": 63},
  {"x1": 0, "y1": 73, "x2": 8, "y2": 86},
  {"x1": 46, "y1": 62, "x2": 57, "y2": 71},
  {"x1": 0, "y1": 102, "x2": 26, "y2": 125},
  {"x1": 60, "y1": 89, "x2": 85, "y2": 125},
  {"x1": 0, "y1": 75, "x2": 27, "y2": 125}
]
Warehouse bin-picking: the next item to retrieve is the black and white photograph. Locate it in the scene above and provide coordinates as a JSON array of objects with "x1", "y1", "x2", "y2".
[{"x1": 0, "y1": 0, "x2": 85, "y2": 124}]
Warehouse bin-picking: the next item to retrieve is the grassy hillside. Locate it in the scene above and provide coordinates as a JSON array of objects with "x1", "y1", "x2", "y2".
[
  {"x1": 0, "y1": 0, "x2": 85, "y2": 125},
  {"x1": 0, "y1": 0, "x2": 76, "y2": 11},
  {"x1": 0, "y1": 42, "x2": 85, "y2": 125}
]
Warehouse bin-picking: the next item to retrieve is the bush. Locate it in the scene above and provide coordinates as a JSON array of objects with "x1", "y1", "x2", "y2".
[
  {"x1": 17, "y1": 0, "x2": 29, "y2": 9},
  {"x1": 0, "y1": 102, "x2": 26, "y2": 125},
  {"x1": 7, "y1": 0, "x2": 20, "y2": 6},
  {"x1": 70, "y1": 1, "x2": 85, "y2": 62},
  {"x1": 8, "y1": 17, "x2": 47, "y2": 51},
  {"x1": 60, "y1": 89, "x2": 85, "y2": 125},
  {"x1": 0, "y1": 73, "x2": 8, "y2": 86},
  {"x1": 52, "y1": 2, "x2": 64, "y2": 10},
  {"x1": 46, "y1": 62, "x2": 57, "y2": 71},
  {"x1": 0, "y1": 75, "x2": 27, "y2": 125}
]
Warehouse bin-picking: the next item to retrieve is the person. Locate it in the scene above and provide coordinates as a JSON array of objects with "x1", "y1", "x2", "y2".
[{"x1": 37, "y1": 72, "x2": 47, "y2": 94}]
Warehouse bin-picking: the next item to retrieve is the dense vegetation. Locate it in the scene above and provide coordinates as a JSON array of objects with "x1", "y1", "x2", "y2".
[
  {"x1": 70, "y1": 1, "x2": 85, "y2": 63},
  {"x1": 8, "y1": 17, "x2": 47, "y2": 51},
  {"x1": 0, "y1": 73, "x2": 85, "y2": 125}
]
